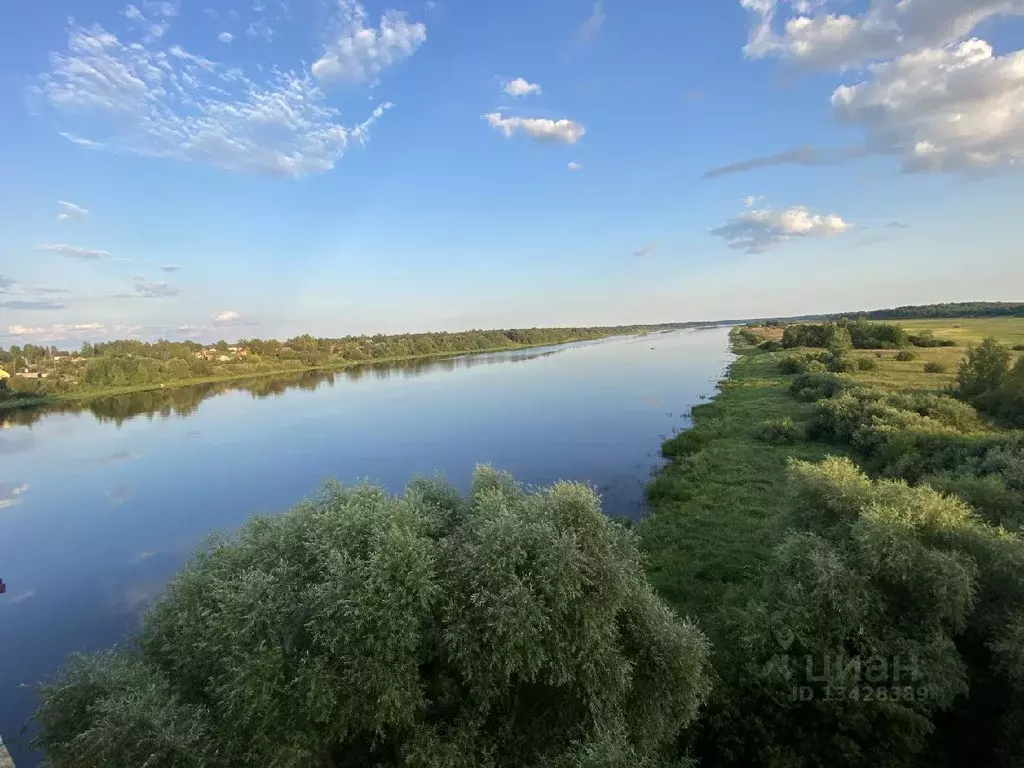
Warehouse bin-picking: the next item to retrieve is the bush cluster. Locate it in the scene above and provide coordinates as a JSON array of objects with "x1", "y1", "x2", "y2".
[
  {"x1": 956, "y1": 338, "x2": 1024, "y2": 425},
  {"x1": 34, "y1": 468, "x2": 711, "y2": 768}
]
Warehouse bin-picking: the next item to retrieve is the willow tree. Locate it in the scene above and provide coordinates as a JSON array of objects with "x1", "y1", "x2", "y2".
[{"x1": 35, "y1": 467, "x2": 710, "y2": 768}]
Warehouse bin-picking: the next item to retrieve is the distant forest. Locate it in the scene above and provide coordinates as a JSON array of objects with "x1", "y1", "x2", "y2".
[{"x1": 858, "y1": 302, "x2": 1024, "y2": 320}]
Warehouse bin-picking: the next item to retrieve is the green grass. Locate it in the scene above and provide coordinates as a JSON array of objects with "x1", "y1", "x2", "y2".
[
  {"x1": 638, "y1": 343, "x2": 847, "y2": 629},
  {"x1": 639, "y1": 315, "x2": 1024, "y2": 633}
]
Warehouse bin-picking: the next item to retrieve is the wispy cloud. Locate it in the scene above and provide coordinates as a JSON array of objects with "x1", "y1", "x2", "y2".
[
  {"x1": 576, "y1": 0, "x2": 605, "y2": 45},
  {"x1": 632, "y1": 242, "x2": 659, "y2": 258},
  {"x1": 568, "y1": 161, "x2": 582, "y2": 171},
  {"x1": 218, "y1": 31, "x2": 234, "y2": 42},
  {"x1": 703, "y1": 146, "x2": 829, "y2": 179},
  {"x1": 0, "y1": 299, "x2": 68, "y2": 310},
  {"x1": 8, "y1": 323, "x2": 107, "y2": 340},
  {"x1": 213, "y1": 309, "x2": 241, "y2": 325},
  {"x1": 0, "y1": 483, "x2": 29, "y2": 510},
  {"x1": 39, "y1": 24, "x2": 394, "y2": 177},
  {"x1": 36, "y1": 244, "x2": 114, "y2": 260},
  {"x1": 484, "y1": 113, "x2": 586, "y2": 144},
  {"x1": 160, "y1": 264, "x2": 183, "y2": 273},
  {"x1": 57, "y1": 200, "x2": 90, "y2": 221},
  {"x1": 112, "y1": 277, "x2": 182, "y2": 299},
  {"x1": 885, "y1": 220, "x2": 910, "y2": 229}
]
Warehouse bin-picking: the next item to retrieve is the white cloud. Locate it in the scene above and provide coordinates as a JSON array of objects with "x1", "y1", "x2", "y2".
[
  {"x1": 832, "y1": 39, "x2": 1024, "y2": 172},
  {"x1": 127, "y1": 276, "x2": 181, "y2": 298},
  {"x1": 213, "y1": 309, "x2": 241, "y2": 324},
  {"x1": 743, "y1": 195, "x2": 762, "y2": 207},
  {"x1": 36, "y1": 244, "x2": 114, "y2": 260},
  {"x1": 160, "y1": 264, "x2": 183, "y2": 272},
  {"x1": 247, "y1": 18, "x2": 274, "y2": 41},
  {"x1": 484, "y1": 113, "x2": 586, "y2": 144},
  {"x1": 577, "y1": 0, "x2": 605, "y2": 45},
  {"x1": 503, "y1": 77, "x2": 542, "y2": 98},
  {"x1": 711, "y1": 203, "x2": 852, "y2": 253},
  {"x1": 57, "y1": 200, "x2": 90, "y2": 221},
  {"x1": 703, "y1": 145, "x2": 828, "y2": 178},
  {"x1": 740, "y1": 0, "x2": 1024, "y2": 70},
  {"x1": 568, "y1": 161, "x2": 582, "y2": 171},
  {"x1": 0, "y1": 299, "x2": 68, "y2": 311},
  {"x1": 122, "y1": 4, "x2": 171, "y2": 43},
  {"x1": 312, "y1": 0, "x2": 427, "y2": 85},
  {"x1": 8, "y1": 323, "x2": 106, "y2": 339},
  {"x1": 218, "y1": 31, "x2": 234, "y2": 42},
  {"x1": 39, "y1": 25, "x2": 394, "y2": 177}
]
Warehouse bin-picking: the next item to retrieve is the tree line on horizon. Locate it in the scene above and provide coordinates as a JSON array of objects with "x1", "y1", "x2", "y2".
[{"x1": 0, "y1": 324, "x2": 689, "y2": 398}]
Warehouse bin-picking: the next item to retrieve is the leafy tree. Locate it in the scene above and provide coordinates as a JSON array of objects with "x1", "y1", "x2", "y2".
[
  {"x1": 956, "y1": 338, "x2": 1012, "y2": 411},
  {"x1": 35, "y1": 468, "x2": 710, "y2": 768}
]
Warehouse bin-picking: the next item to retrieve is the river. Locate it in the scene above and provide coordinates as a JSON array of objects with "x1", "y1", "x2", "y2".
[{"x1": 0, "y1": 326, "x2": 732, "y2": 765}]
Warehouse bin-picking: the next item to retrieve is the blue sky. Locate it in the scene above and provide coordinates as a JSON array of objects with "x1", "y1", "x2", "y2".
[{"x1": 0, "y1": 0, "x2": 1022, "y2": 344}]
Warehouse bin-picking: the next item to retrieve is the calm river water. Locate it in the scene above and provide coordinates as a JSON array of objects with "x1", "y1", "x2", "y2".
[{"x1": 0, "y1": 326, "x2": 731, "y2": 764}]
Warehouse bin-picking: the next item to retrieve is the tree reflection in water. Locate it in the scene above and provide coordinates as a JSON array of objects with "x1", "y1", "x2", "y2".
[{"x1": 2, "y1": 347, "x2": 565, "y2": 428}]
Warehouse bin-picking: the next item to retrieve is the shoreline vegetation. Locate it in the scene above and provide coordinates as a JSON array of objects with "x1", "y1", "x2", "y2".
[
  {"x1": 0, "y1": 324, "x2": 703, "y2": 413},
  {"x1": 24, "y1": 306, "x2": 1024, "y2": 766},
  {"x1": 638, "y1": 316, "x2": 1024, "y2": 766}
]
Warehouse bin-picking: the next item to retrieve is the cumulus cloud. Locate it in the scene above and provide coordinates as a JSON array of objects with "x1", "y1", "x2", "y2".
[
  {"x1": 218, "y1": 31, "x2": 234, "y2": 42},
  {"x1": 832, "y1": 39, "x2": 1024, "y2": 172},
  {"x1": 36, "y1": 244, "x2": 114, "y2": 260},
  {"x1": 703, "y1": 146, "x2": 828, "y2": 179},
  {"x1": 577, "y1": 0, "x2": 605, "y2": 45},
  {"x1": 38, "y1": 24, "x2": 394, "y2": 177},
  {"x1": 711, "y1": 203, "x2": 852, "y2": 253},
  {"x1": 484, "y1": 113, "x2": 586, "y2": 144},
  {"x1": 312, "y1": 0, "x2": 427, "y2": 85},
  {"x1": 213, "y1": 309, "x2": 241, "y2": 324},
  {"x1": 743, "y1": 195, "x2": 763, "y2": 207},
  {"x1": 740, "y1": 0, "x2": 1024, "y2": 70},
  {"x1": 568, "y1": 161, "x2": 582, "y2": 171},
  {"x1": 160, "y1": 264, "x2": 183, "y2": 272},
  {"x1": 57, "y1": 200, "x2": 90, "y2": 220},
  {"x1": 503, "y1": 77, "x2": 542, "y2": 97},
  {"x1": 738, "y1": 1, "x2": 1024, "y2": 174},
  {"x1": 632, "y1": 242, "x2": 659, "y2": 258}
]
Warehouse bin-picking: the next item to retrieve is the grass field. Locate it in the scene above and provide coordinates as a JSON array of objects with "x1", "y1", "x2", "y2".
[{"x1": 639, "y1": 315, "x2": 1024, "y2": 636}]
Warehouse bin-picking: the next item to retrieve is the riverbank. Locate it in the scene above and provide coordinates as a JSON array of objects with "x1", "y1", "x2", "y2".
[
  {"x1": 0, "y1": 336, "x2": 614, "y2": 413},
  {"x1": 638, "y1": 318, "x2": 1024, "y2": 766}
]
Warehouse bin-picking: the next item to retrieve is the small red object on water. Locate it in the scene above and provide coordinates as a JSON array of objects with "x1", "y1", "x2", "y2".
[{"x1": 0, "y1": 579, "x2": 6, "y2": 595}]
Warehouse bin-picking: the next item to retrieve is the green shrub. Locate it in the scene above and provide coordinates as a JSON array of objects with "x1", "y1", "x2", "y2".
[
  {"x1": 34, "y1": 468, "x2": 711, "y2": 768},
  {"x1": 895, "y1": 349, "x2": 919, "y2": 361},
  {"x1": 1014, "y1": 344, "x2": 1024, "y2": 352},
  {"x1": 956, "y1": 338, "x2": 1012, "y2": 412},
  {"x1": 759, "y1": 340, "x2": 783, "y2": 352},
  {"x1": 789, "y1": 372, "x2": 851, "y2": 402},
  {"x1": 910, "y1": 332, "x2": 958, "y2": 348},
  {"x1": 924, "y1": 361, "x2": 947, "y2": 374},
  {"x1": 757, "y1": 417, "x2": 805, "y2": 444},
  {"x1": 856, "y1": 357, "x2": 879, "y2": 371},
  {"x1": 828, "y1": 356, "x2": 858, "y2": 373}
]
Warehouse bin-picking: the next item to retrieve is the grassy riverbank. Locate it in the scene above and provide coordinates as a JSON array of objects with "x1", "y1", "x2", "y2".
[
  {"x1": 639, "y1": 316, "x2": 1024, "y2": 766},
  {"x1": 0, "y1": 337, "x2": 606, "y2": 413}
]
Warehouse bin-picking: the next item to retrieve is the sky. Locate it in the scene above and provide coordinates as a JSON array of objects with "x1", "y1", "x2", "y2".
[{"x1": 0, "y1": 0, "x2": 1022, "y2": 345}]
